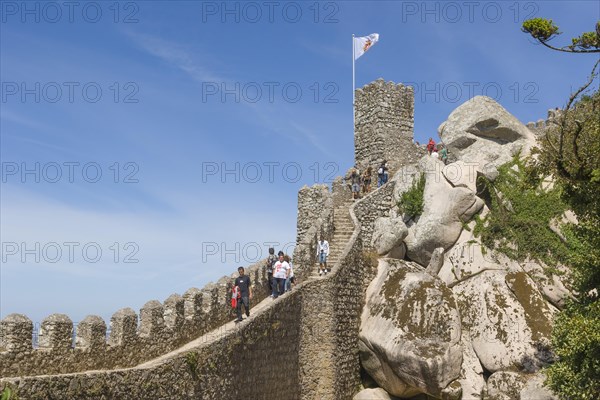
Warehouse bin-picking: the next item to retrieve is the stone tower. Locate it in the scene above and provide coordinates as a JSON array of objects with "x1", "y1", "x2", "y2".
[{"x1": 354, "y1": 79, "x2": 422, "y2": 175}]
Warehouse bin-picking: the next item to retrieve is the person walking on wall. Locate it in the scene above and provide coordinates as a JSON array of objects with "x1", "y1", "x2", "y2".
[
  {"x1": 266, "y1": 247, "x2": 277, "y2": 297},
  {"x1": 345, "y1": 165, "x2": 361, "y2": 200},
  {"x1": 439, "y1": 144, "x2": 448, "y2": 165},
  {"x1": 317, "y1": 236, "x2": 330, "y2": 276},
  {"x1": 272, "y1": 251, "x2": 290, "y2": 298},
  {"x1": 377, "y1": 161, "x2": 389, "y2": 187},
  {"x1": 234, "y1": 266, "x2": 252, "y2": 322},
  {"x1": 362, "y1": 166, "x2": 372, "y2": 194}
]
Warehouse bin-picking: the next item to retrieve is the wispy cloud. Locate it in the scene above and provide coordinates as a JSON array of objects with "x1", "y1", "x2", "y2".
[{"x1": 123, "y1": 30, "x2": 225, "y2": 83}]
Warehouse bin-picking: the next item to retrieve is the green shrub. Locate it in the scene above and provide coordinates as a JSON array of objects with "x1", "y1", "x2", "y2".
[
  {"x1": 545, "y1": 300, "x2": 600, "y2": 399},
  {"x1": 1, "y1": 387, "x2": 18, "y2": 400},
  {"x1": 472, "y1": 157, "x2": 570, "y2": 269},
  {"x1": 397, "y1": 173, "x2": 425, "y2": 219}
]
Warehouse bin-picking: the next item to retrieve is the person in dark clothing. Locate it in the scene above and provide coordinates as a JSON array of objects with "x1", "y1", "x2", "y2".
[
  {"x1": 234, "y1": 266, "x2": 252, "y2": 322},
  {"x1": 266, "y1": 247, "x2": 277, "y2": 296}
]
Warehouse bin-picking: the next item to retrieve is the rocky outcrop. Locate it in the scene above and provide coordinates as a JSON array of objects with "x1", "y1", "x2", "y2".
[
  {"x1": 425, "y1": 247, "x2": 445, "y2": 276},
  {"x1": 404, "y1": 157, "x2": 484, "y2": 266},
  {"x1": 359, "y1": 259, "x2": 462, "y2": 398},
  {"x1": 486, "y1": 371, "x2": 557, "y2": 400},
  {"x1": 359, "y1": 96, "x2": 566, "y2": 400},
  {"x1": 454, "y1": 271, "x2": 554, "y2": 373},
  {"x1": 438, "y1": 96, "x2": 537, "y2": 180},
  {"x1": 353, "y1": 388, "x2": 398, "y2": 400},
  {"x1": 438, "y1": 220, "x2": 572, "y2": 309},
  {"x1": 371, "y1": 216, "x2": 408, "y2": 257},
  {"x1": 457, "y1": 334, "x2": 485, "y2": 399}
]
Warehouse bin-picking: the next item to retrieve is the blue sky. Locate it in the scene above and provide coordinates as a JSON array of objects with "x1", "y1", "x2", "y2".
[{"x1": 1, "y1": 1, "x2": 598, "y2": 325}]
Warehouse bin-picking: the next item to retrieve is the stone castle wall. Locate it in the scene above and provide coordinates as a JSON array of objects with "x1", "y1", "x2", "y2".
[
  {"x1": 353, "y1": 182, "x2": 397, "y2": 253},
  {"x1": 1, "y1": 290, "x2": 303, "y2": 400},
  {"x1": 292, "y1": 177, "x2": 351, "y2": 282},
  {"x1": 0, "y1": 260, "x2": 272, "y2": 378},
  {"x1": 354, "y1": 79, "x2": 424, "y2": 178}
]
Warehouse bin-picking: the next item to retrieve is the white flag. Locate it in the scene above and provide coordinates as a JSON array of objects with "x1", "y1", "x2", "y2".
[{"x1": 354, "y1": 33, "x2": 379, "y2": 60}]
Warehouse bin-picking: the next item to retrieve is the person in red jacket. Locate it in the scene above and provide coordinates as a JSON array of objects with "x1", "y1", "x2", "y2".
[{"x1": 427, "y1": 138, "x2": 436, "y2": 155}]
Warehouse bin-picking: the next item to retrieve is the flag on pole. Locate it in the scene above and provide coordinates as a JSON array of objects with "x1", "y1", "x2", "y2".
[{"x1": 353, "y1": 33, "x2": 379, "y2": 60}]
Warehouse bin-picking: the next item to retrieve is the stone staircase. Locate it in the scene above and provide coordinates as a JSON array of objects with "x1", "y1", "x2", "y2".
[{"x1": 317, "y1": 198, "x2": 355, "y2": 273}]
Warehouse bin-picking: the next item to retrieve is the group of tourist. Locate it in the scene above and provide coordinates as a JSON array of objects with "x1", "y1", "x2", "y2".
[
  {"x1": 426, "y1": 137, "x2": 448, "y2": 164},
  {"x1": 231, "y1": 247, "x2": 296, "y2": 323},
  {"x1": 347, "y1": 161, "x2": 389, "y2": 200},
  {"x1": 232, "y1": 236, "x2": 333, "y2": 322},
  {"x1": 265, "y1": 247, "x2": 295, "y2": 298}
]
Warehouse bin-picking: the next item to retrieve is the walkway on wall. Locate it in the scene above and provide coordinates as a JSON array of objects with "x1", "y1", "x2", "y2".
[
  {"x1": 139, "y1": 196, "x2": 358, "y2": 370},
  {"x1": 137, "y1": 196, "x2": 358, "y2": 370},
  {"x1": 312, "y1": 196, "x2": 355, "y2": 276}
]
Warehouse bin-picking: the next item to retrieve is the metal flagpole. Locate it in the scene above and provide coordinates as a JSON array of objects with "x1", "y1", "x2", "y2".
[{"x1": 352, "y1": 34, "x2": 356, "y2": 136}]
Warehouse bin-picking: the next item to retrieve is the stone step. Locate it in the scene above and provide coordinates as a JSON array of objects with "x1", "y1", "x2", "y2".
[{"x1": 332, "y1": 236, "x2": 352, "y2": 241}]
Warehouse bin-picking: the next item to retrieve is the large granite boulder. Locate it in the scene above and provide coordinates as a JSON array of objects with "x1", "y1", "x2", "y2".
[
  {"x1": 438, "y1": 96, "x2": 537, "y2": 180},
  {"x1": 404, "y1": 157, "x2": 484, "y2": 266},
  {"x1": 442, "y1": 160, "x2": 479, "y2": 192},
  {"x1": 439, "y1": 221, "x2": 572, "y2": 309},
  {"x1": 372, "y1": 216, "x2": 408, "y2": 256},
  {"x1": 438, "y1": 219, "x2": 522, "y2": 287},
  {"x1": 457, "y1": 334, "x2": 486, "y2": 399},
  {"x1": 359, "y1": 259, "x2": 462, "y2": 398},
  {"x1": 453, "y1": 271, "x2": 555, "y2": 373},
  {"x1": 353, "y1": 388, "x2": 398, "y2": 400}
]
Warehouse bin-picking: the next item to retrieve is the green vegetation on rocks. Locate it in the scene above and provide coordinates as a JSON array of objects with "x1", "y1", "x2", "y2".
[
  {"x1": 546, "y1": 301, "x2": 600, "y2": 399},
  {"x1": 1, "y1": 387, "x2": 17, "y2": 400},
  {"x1": 397, "y1": 172, "x2": 425, "y2": 219},
  {"x1": 473, "y1": 156, "x2": 570, "y2": 270},
  {"x1": 536, "y1": 87, "x2": 600, "y2": 400}
]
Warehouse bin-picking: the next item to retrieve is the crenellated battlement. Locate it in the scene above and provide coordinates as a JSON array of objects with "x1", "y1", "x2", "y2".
[
  {"x1": 526, "y1": 107, "x2": 563, "y2": 136},
  {"x1": 0, "y1": 260, "x2": 271, "y2": 378}
]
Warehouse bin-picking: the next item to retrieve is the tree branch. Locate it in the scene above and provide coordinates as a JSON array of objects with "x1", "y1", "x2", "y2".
[
  {"x1": 539, "y1": 39, "x2": 600, "y2": 53},
  {"x1": 555, "y1": 59, "x2": 600, "y2": 179}
]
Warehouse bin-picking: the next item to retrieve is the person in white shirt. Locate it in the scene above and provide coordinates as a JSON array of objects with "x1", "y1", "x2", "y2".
[
  {"x1": 272, "y1": 251, "x2": 290, "y2": 298},
  {"x1": 317, "y1": 236, "x2": 330, "y2": 276}
]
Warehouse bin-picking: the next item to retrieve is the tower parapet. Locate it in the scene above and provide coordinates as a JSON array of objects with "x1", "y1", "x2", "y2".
[{"x1": 355, "y1": 79, "x2": 423, "y2": 175}]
